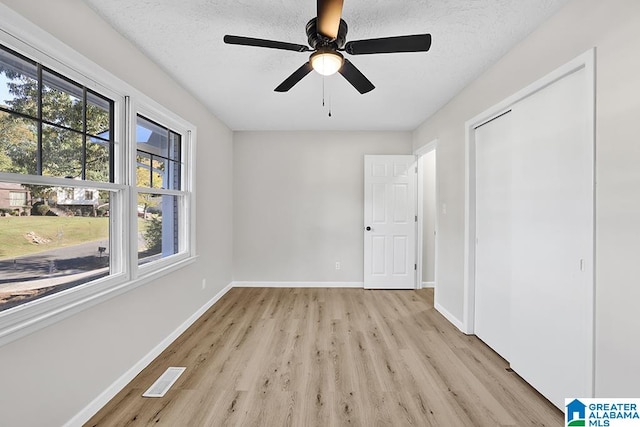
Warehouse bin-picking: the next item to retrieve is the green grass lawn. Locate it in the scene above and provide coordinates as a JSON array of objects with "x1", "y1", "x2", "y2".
[{"x1": 0, "y1": 216, "x2": 110, "y2": 260}]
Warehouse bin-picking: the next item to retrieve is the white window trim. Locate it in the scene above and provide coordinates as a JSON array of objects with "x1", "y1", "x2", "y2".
[{"x1": 0, "y1": 4, "x2": 197, "y2": 347}]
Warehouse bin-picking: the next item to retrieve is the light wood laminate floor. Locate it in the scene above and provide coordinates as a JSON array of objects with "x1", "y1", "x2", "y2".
[{"x1": 86, "y1": 288, "x2": 562, "y2": 426}]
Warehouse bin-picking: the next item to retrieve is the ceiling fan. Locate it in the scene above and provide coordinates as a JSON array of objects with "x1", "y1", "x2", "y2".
[{"x1": 223, "y1": 0, "x2": 432, "y2": 94}]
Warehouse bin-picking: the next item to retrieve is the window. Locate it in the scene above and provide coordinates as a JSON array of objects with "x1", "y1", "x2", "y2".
[
  {"x1": 0, "y1": 44, "x2": 116, "y2": 312},
  {"x1": 8, "y1": 191, "x2": 26, "y2": 206},
  {"x1": 136, "y1": 115, "x2": 184, "y2": 265},
  {"x1": 0, "y1": 33, "x2": 194, "y2": 336}
]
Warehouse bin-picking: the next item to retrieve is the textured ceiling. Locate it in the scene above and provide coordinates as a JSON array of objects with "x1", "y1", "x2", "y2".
[{"x1": 81, "y1": 0, "x2": 569, "y2": 131}]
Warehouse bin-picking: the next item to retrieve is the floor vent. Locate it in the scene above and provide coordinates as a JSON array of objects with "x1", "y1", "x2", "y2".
[{"x1": 142, "y1": 367, "x2": 186, "y2": 398}]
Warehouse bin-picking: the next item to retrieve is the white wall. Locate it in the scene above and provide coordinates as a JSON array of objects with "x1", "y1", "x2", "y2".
[
  {"x1": 421, "y1": 151, "x2": 436, "y2": 284},
  {"x1": 233, "y1": 131, "x2": 412, "y2": 283},
  {"x1": 412, "y1": 0, "x2": 640, "y2": 397},
  {"x1": 0, "y1": 1, "x2": 233, "y2": 426}
]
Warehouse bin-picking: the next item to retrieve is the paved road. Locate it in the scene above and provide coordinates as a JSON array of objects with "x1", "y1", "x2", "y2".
[
  {"x1": 0, "y1": 239, "x2": 110, "y2": 286},
  {"x1": 0, "y1": 233, "x2": 163, "y2": 312},
  {"x1": 0, "y1": 227, "x2": 167, "y2": 298}
]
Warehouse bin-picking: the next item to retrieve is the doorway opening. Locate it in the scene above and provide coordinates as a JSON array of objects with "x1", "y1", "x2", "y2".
[{"x1": 415, "y1": 139, "x2": 438, "y2": 290}]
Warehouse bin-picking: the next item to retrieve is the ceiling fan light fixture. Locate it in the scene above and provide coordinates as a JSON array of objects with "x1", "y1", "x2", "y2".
[{"x1": 310, "y1": 49, "x2": 344, "y2": 76}]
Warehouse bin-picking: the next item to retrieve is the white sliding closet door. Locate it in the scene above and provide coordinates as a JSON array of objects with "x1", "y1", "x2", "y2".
[
  {"x1": 473, "y1": 65, "x2": 593, "y2": 409},
  {"x1": 474, "y1": 111, "x2": 513, "y2": 361},
  {"x1": 509, "y1": 67, "x2": 593, "y2": 408}
]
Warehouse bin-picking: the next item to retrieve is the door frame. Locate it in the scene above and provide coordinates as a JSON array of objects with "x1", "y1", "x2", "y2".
[
  {"x1": 463, "y1": 48, "x2": 595, "y2": 390},
  {"x1": 414, "y1": 139, "x2": 439, "y2": 290}
]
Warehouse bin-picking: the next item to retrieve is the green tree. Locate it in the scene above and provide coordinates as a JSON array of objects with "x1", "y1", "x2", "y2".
[
  {"x1": 0, "y1": 110, "x2": 37, "y2": 174},
  {"x1": 0, "y1": 151, "x2": 10, "y2": 170},
  {"x1": 143, "y1": 216, "x2": 162, "y2": 254},
  {"x1": 25, "y1": 184, "x2": 56, "y2": 201}
]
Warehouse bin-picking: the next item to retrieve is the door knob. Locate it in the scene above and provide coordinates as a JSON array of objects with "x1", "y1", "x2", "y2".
[{"x1": 365, "y1": 226, "x2": 371, "y2": 231}]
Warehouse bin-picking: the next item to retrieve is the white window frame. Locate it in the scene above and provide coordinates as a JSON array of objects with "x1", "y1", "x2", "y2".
[
  {"x1": 129, "y1": 101, "x2": 196, "y2": 278},
  {"x1": 0, "y1": 5, "x2": 197, "y2": 347}
]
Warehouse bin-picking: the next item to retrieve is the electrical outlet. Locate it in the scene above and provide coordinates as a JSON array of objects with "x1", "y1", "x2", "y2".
[
  {"x1": 202, "y1": 278, "x2": 206, "y2": 290},
  {"x1": 335, "y1": 262, "x2": 341, "y2": 270}
]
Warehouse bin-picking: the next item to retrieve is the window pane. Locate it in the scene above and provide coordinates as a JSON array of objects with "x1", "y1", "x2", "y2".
[
  {"x1": 86, "y1": 139, "x2": 110, "y2": 182},
  {"x1": 0, "y1": 184, "x2": 111, "y2": 312},
  {"x1": 42, "y1": 70, "x2": 83, "y2": 131},
  {"x1": 0, "y1": 111, "x2": 38, "y2": 174},
  {"x1": 0, "y1": 46, "x2": 39, "y2": 118},
  {"x1": 2, "y1": 46, "x2": 113, "y2": 183},
  {"x1": 136, "y1": 152, "x2": 151, "y2": 187},
  {"x1": 42, "y1": 124, "x2": 82, "y2": 178},
  {"x1": 86, "y1": 91, "x2": 111, "y2": 138},
  {"x1": 136, "y1": 153, "x2": 166, "y2": 189},
  {"x1": 168, "y1": 160, "x2": 181, "y2": 190},
  {"x1": 169, "y1": 131, "x2": 180, "y2": 162},
  {"x1": 168, "y1": 131, "x2": 181, "y2": 190},
  {"x1": 151, "y1": 157, "x2": 166, "y2": 189},
  {"x1": 138, "y1": 193, "x2": 179, "y2": 265},
  {"x1": 137, "y1": 115, "x2": 168, "y2": 158}
]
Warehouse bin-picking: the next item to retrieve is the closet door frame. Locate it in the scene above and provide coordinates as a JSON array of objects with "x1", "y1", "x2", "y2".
[{"x1": 462, "y1": 48, "x2": 595, "y2": 390}]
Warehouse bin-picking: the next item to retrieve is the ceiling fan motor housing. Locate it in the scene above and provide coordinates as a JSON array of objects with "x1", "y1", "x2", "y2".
[{"x1": 306, "y1": 17, "x2": 348, "y2": 50}]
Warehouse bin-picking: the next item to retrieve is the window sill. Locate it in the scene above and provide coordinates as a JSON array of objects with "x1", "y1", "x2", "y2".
[{"x1": 0, "y1": 254, "x2": 198, "y2": 348}]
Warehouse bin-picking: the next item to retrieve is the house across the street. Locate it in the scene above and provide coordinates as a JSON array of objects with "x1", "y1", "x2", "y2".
[{"x1": 0, "y1": 182, "x2": 30, "y2": 216}]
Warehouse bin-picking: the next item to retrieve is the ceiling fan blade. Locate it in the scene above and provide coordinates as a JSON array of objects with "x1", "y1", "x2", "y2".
[
  {"x1": 317, "y1": 0, "x2": 344, "y2": 40},
  {"x1": 224, "y1": 35, "x2": 310, "y2": 52},
  {"x1": 345, "y1": 34, "x2": 432, "y2": 55},
  {"x1": 338, "y1": 59, "x2": 374, "y2": 94},
  {"x1": 274, "y1": 62, "x2": 314, "y2": 92}
]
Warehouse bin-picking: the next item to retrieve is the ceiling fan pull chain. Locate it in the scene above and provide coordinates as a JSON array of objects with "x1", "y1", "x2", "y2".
[
  {"x1": 322, "y1": 73, "x2": 332, "y2": 117},
  {"x1": 322, "y1": 74, "x2": 326, "y2": 107},
  {"x1": 328, "y1": 79, "x2": 332, "y2": 117}
]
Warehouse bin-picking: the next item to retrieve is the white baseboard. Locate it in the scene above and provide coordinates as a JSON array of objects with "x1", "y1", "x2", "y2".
[
  {"x1": 64, "y1": 282, "x2": 233, "y2": 427},
  {"x1": 422, "y1": 281, "x2": 435, "y2": 288},
  {"x1": 434, "y1": 301, "x2": 466, "y2": 333},
  {"x1": 232, "y1": 281, "x2": 364, "y2": 288}
]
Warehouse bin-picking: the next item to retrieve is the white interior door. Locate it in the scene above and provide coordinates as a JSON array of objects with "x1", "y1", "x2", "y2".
[
  {"x1": 508, "y1": 67, "x2": 593, "y2": 408},
  {"x1": 474, "y1": 111, "x2": 513, "y2": 361},
  {"x1": 364, "y1": 155, "x2": 416, "y2": 289}
]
